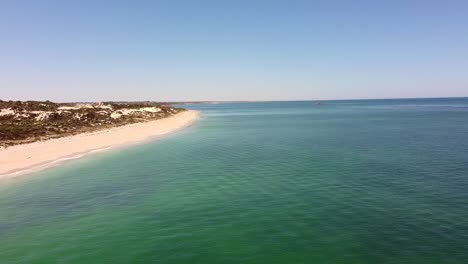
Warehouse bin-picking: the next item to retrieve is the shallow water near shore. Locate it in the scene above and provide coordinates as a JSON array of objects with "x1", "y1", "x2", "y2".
[{"x1": 1, "y1": 98, "x2": 468, "y2": 263}]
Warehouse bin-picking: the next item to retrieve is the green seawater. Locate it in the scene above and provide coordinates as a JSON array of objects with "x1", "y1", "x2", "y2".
[{"x1": 1, "y1": 98, "x2": 468, "y2": 263}]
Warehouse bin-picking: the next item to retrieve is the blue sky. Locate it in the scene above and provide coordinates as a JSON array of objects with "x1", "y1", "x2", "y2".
[{"x1": 1, "y1": 0, "x2": 467, "y2": 101}]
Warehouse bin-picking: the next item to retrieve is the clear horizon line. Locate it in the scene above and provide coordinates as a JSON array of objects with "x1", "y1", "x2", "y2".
[
  {"x1": 153, "y1": 95, "x2": 468, "y2": 103},
  {"x1": 2, "y1": 95, "x2": 467, "y2": 104}
]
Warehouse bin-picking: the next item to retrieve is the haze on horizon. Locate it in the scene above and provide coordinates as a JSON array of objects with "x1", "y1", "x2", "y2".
[{"x1": 1, "y1": 0, "x2": 467, "y2": 102}]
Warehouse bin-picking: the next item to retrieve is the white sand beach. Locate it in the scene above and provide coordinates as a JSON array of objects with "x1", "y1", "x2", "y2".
[{"x1": 0, "y1": 110, "x2": 199, "y2": 178}]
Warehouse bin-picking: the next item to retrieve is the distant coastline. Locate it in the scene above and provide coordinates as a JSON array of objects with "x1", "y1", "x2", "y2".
[{"x1": 0, "y1": 110, "x2": 199, "y2": 178}]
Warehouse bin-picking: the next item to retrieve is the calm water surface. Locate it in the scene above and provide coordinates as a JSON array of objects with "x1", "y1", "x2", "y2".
[{"x1": 1, "y1": 98, "x2": 468, "y2": 263}]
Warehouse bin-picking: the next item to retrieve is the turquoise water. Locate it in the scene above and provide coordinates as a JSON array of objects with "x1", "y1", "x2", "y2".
[{"x1": 1, "y1": 98, "x2": 468, "y2": 263}]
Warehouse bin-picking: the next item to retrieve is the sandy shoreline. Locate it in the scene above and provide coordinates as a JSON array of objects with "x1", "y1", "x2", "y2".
[{"x1": 0, "y1": 110, "x2": 199, "y2": 179}]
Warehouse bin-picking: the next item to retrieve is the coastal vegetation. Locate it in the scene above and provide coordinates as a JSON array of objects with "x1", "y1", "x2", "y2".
[{"x1": 0, "y1": 100, "x2": 185, "y2": 147}]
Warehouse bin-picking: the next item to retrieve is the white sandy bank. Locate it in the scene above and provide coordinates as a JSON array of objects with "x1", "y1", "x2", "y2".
[{"x1": 0, "y1": 110, "x2": 199, "y2": 178}]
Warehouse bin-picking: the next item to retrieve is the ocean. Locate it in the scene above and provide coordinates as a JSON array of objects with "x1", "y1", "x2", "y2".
[{"x1": 1, "y1": 98, "x2": 468, "y2": 263}]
